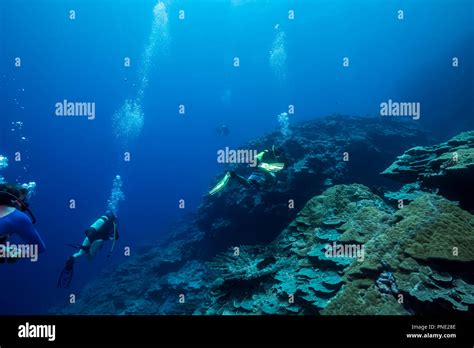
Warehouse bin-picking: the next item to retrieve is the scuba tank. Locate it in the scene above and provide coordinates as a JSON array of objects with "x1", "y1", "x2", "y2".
[
  {"x1": 85, "y1": 213, "x2": 118, "y2": 257},
  {"x1": 85, "y1": 213, "x2": 118, "y2": 241}
]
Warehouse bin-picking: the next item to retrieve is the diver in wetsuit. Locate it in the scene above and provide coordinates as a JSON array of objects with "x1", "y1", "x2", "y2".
[
  {"x1": 0, "y1": 183, "x2": 45, "y2": 263},
  {"x1": 57, "y1": 212, "x2": 118, "y2": 288},
  {"x1": 209, "y1": 145, "x2": 286, "y2": 195}
]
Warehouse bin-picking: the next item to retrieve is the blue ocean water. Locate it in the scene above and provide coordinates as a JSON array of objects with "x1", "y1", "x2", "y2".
[{"x1": 0, "y1": 0, "x2": 472, "y2": 314}]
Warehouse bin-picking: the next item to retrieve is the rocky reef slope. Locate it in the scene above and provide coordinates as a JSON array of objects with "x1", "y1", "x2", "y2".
[
  {"x1": 197, "y1": 115, "x2": 430, "y2": 256},
  {"x1": 382, "y1": 130, "x2": 474, "y2": 210},
  {"x1": 206, "y1": 185, "x2": 474, "y2": 315},
  {"x1": 52, "y1": 116, "x2": 474, "y2": 315}
]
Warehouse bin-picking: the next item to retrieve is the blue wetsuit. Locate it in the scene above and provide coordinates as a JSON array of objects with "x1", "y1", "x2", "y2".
[{"x1": 0, "y1": 209, "x2": 46, "y2": 253}]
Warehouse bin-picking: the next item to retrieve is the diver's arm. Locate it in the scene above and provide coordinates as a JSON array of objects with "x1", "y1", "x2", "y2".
[{"x1": 15, "y1": 212, "x2": 46, "y2": 253}]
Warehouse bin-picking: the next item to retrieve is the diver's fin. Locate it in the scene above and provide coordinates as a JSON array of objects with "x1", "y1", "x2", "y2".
[
  {"x1": 57, "y1": 268, "x2": 73, "y2": 289},
  {"x1": 209, "y1": 171, "x2": 232, "y2": 195},
  {"x1": 258, "y1": 162, "x2": 285, "y2": 173},
  {"x1": 57, "y1": 257, "x2": 75, "y2": 289}
]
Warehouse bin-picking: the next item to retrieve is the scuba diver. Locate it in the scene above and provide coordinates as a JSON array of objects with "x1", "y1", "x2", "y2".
[
  {"x1": 209, "y1": 145, "x2": 286, "y2": 195},
  {"x1": 57, "y1": 212, "x2": 119, "y2": 288},
  {"x1": 0, "y1": 183, "x2": 45, "y2": 263},
  {"x1": 216, "y1": 124, "x2": 230, "y2": 136}
]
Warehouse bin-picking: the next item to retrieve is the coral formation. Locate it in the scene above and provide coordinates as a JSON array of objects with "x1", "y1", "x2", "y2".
[
  {"x1": 53, "y1": 183, "x2": 474, "y2": 315},
  {"x1": 51, "y1": 118, "x2": 474, "y2": 316},
  {"x1": 382, "y1": 131, "x2": 474, "y2": 209}
]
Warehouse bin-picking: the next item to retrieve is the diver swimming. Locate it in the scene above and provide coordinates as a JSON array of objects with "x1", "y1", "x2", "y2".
[
  {"x1": 0, "y1": 183, "x2": 45, "y2": 263},
  {"x1": 216, "y1": 124, "x2": 230, "y2": 136},
  {"x1": 57, "y1": 175, "x2": 124, "y2": 288},
  {"x1": 57, "y1": 212, "x2": 119, "y2": 288},
  {"x1": 209, "y1": 145, "x2": 286, "y2": 195}
]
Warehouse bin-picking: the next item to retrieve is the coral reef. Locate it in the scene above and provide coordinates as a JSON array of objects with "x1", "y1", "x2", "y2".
[
  {"x1": 51, "y1": 117, "x2": 474, "y2": 316},
  {"x1": 324, "y1": 193, "x2": 474, "y2": 315},
  {"x1": 197, "y1": 115, "x2": 430, "y2": 255},
  {"x1": 382, "y1": 131, "x2": 474, "y2": 209},
  {"x1": 53, "y1": 183, "x2": 474, "y2": 315}
]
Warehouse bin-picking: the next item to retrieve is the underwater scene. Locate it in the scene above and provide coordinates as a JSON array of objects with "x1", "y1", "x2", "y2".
[{"x1": 1, "y1": 0, "x2": 473, "y2": 322}]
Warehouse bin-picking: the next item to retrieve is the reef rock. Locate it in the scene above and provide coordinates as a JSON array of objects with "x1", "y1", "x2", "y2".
[
  {"x1": 382, "y1": 131, "x2": 474, "y2": 210},
  {"x1": 323, "y1": 192, "x2": 474, "y2": 315},
  {"x1": 197, "y1": 115, "x2": 430, "y2": 255},
  {"x1": 52, "y1": 182, "x2": 474, "y2": 315},
  {"x1": 202, "y1": 185, "x2": 474, "y2": 315},
  {"x1": 200, "y1": 184, "x2": 388, "y2": 315}
]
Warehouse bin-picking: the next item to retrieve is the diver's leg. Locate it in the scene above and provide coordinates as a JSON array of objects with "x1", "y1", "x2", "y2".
[
  {"x1": 247, "y1": 171, "x2": 269, "y2": 189},
  {"x1": 86, "y1": 239, "x2": 104, "y2": 261},
  {"x1": 229, "y1": 171, "x2": 251, "y2": 187},
  {"x1": 247, "y1": 177, "x2": 262, "y2": 189},
  {"x1": 264, "y1": 171, "x2": 277, "y2": 185},
  {"x1": 72, "y1": 237, "x2": 91, "y2": 258}
]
